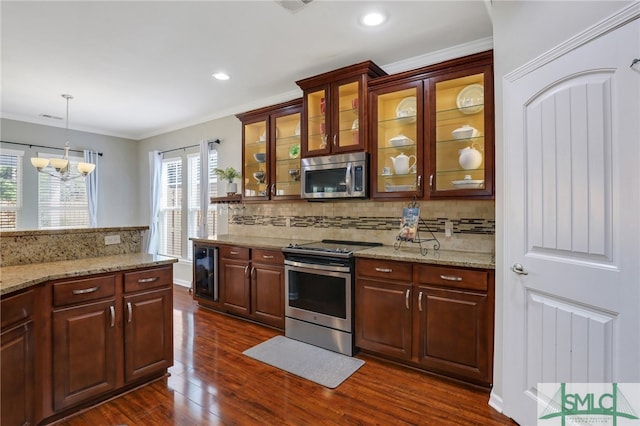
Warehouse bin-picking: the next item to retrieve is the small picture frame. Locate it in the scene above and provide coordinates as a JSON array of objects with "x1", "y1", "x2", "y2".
[{"x1": 398, "y1": 207, "x2": 419, "y2": 242}]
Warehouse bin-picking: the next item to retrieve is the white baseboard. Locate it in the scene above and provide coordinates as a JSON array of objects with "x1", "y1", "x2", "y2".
[
  {"x1": 174, "y1": 279, "x2": 190, "y2": 288},
  {"x1": 488, "y1": 390, "x2": 504, "y2": 414}
]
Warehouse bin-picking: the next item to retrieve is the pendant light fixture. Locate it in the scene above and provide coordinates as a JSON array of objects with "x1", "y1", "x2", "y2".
[{"x1": 30, "y1": 94, "x2": 96, "y2": 180}]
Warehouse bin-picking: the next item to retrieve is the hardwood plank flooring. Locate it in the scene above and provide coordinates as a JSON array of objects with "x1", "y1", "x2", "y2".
[{"x1": 57, "y1": 286, "x2": 516, "y2": 425}]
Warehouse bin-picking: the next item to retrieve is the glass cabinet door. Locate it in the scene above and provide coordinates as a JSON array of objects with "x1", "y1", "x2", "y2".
[
  {"x1": 372, "y1": 83, "x2": 422, "y2": 197},
  {"x1": 335, "y1": 80, "x2": 360, "y2": 151},
  {"x1": 272, "y1": 109, "x2": 302, "y2": 199},
  {"x1": 305, "y1": 88, "x2": 328, "y2": 155},
  {"x1": 430, "y1": 66, "x2": 493, "y2": 197},
  {"x1": 243, "y1": 119, "x2": 269, "y2": 199}
]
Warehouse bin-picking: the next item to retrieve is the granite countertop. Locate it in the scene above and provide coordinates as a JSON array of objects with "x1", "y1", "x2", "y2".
[
  {"x1": 0, "y1": 253, "x2": 177, "y2": 296},
  {"x1": 191, "y1": 235, "x2": 494, "y2": 269}
]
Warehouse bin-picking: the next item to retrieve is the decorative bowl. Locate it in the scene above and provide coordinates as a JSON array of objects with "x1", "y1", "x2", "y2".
[
  {"x1": 389, "y1": 134, "x2": 414, "y2": 147},
  {"x1": 451, "y1": 125, "x2": 479, "y2": 140},
  {"x1": 253, "y1": 153, "x2": 266, "y2": 163}
]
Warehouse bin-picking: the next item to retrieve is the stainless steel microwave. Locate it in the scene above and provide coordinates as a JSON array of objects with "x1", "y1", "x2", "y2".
[{"x1": 301, "y1": 152, "x2": 368, "y2": 199}]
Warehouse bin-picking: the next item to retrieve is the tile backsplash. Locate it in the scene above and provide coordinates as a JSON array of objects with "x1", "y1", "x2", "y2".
[{"x1": 225, "y1": 200, "x2": 494, "y2": 253}]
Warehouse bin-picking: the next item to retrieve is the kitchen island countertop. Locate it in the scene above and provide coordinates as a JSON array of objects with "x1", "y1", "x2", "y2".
[{"x1": 1, "y1": 253, "x2": 177, "y2": 296}]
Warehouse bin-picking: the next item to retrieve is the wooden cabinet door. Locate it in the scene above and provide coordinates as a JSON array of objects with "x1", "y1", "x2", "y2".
[
  {"x1": 355, "y1": 278, "x2": 413, "y2": 361},
  {"x1": 1, "y1": 321, "x2": 34, "y2": 426},
  {"x1": 123, "y1": 287, "x2": 173, "y2": 383},
  {"x1": 52, "y1": 299, "x2": 117, "y2": 411},
  {"x1": 250, "y1": 262, "x2": 284, "y2": 329},
  {"x1": 221, "y1": 259, "x2": 251, "y2": 316},
  {"x1": 414, "y1": 285, "x2": 490, "y2": 385}
]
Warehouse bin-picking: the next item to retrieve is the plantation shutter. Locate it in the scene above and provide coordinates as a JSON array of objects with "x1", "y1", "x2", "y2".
[
  {"x1": 0, "y1": 149, "x2": 23, "y2": 230},
  {"x1": 159, "y1": 157, "x2": 182, "y2": 257}
]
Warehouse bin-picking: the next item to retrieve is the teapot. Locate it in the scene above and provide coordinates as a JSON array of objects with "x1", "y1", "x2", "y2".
[
  {"x1": 458, "y1": 144, "x2": 483, "y2": 170},
  {"x1": 389, "y1": 152, "x2": 417, "y2": 175}
]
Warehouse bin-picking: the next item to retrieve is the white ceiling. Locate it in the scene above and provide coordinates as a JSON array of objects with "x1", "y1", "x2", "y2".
[{"x1": 1, "y1": 1, "x2": 493, "y2": 140}]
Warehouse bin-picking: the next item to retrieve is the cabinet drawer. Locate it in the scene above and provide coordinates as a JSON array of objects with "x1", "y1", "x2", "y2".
[
  {"x1": 416, "y1": 265, "x2": 488, "y2": 292},
  {"x1": 251, "y1": 249, "x2": 284, "y2": 264},
  {"x1": 220, "y1": 246, "x2": 250, "y2": 260},
  {"x1": 124, "y1": 266, "x2": 172, "y2": 293},
  {"x1": 356, "y1": 258, "x2": 413, "y2": 282},
  {"x1": 1, "y1": 290, "x2": 34, "y2": 329},
  {"x1": 53, "y1": 275, "x2": 116, "y2": 307}
]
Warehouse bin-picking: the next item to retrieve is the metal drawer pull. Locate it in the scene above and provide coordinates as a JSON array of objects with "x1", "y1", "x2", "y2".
[
  {"x1": 418, "y1": 292, "x2": 423, "y2": 312},
  {"x1": 251, "y1": 267, "x2": 256, "y2": 280},
  {"x1": 375, "y1": 268, "x2": 393, "y2": 273},
  {"x1": 137, "y1": 277, "x2": 159, "y2": 283},
  {"x1": 109, "y1": 306, "x2": 115, "y2": 328},
  {"x1": 230, "y1": 251, "x2": 239, "y2": 255},
  {"x1": 405, "y1": 289, "x2": 410, "y2": 310},
  {"x1": 127, "y1": 302, "x2": 132, "y2": 323},
  {"x1": 72, "y1": 286, "x2": 100, "y2": 295},
  {"x1": 440, "y1": 275, "x2": 462, "y2": 281},
  {"x1": 262, "y1": 255, "x2": 274, "y2": 259}
]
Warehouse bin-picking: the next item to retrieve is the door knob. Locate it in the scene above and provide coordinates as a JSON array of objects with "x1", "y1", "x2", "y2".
[{"x1": 511, "y1": 263, "x2": 528, "y2": 275}]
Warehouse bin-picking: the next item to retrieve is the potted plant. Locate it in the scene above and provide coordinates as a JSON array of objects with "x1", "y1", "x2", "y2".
[{"x1": 215, "y1": 167, "x2": 241, "y2": 195}]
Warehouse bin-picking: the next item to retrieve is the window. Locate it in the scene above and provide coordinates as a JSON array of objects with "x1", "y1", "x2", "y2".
[
  {"x1": 159, "y1": 157, "x2": 182, "y2": 258},
  {"x1": 38, "y1": 152, "x2": 88, "y2": 229},
  {"x1": 0, "y1": 149, "x2": 23, "y2": 230},
  {"x1": 187, "y1": 150, "x2": 218, "y2": 260}
]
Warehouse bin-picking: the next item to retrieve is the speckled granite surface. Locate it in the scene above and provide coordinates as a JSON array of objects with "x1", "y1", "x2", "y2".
[
  {"x1": 191, "y1": 235, "x2": 494, "y2": 269},
  {"x1": 0, "y1": 253, "x2": 177, "y2": 296},
  {"x1": 1, "y1": 226, "x2": 148, "y2": 267}
]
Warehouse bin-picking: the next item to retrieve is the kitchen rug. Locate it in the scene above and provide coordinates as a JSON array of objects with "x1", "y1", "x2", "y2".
[{"x1": 242, "y1": 335, "x2": 364, "y2": 389}]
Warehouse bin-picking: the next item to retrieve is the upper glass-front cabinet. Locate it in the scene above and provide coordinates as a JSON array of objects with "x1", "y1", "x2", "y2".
[
  {"x1": 297, "y1": 61, "x2": 387, "y2": 157},
  {"x1": 429, "y1": 64, "x2": 493, "y2": 198},
  {"x1": 237, "y1": 99, "x2": 302, "y2": 201},
  {"x1": 371, "y1": 82, "x2": 424, "y2": 198}
]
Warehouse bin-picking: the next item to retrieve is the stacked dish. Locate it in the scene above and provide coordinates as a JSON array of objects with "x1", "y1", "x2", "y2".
[
  {"x1": 389, "y1": 134, "x2": 414, "y2": 147},
  {"x1": 396, "y1": 97, "x2": 417, "y2": 123}
]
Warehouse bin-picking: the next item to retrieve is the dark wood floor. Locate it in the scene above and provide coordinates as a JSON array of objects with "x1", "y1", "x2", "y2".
[{"x1": 57, "y1": 286, "x2": 515, "y2": 425}]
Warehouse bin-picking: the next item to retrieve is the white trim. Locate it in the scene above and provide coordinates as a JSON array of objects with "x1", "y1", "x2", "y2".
[
  {"x1": 505, "y1": 2, "x2": 640, "y2": 82},
  {"x1": 174, "y1": 279, "x2": 191, "y2": 288},
  {"x1": 488, "y1": 390, "x2": 504, "y2": 414},
  {"x1": 382, "y1": 37, "x2": 494, "y2": 75}
]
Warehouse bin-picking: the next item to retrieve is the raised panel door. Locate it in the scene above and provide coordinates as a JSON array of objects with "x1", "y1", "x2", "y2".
[
  {"x1": 1, "y1": 321, "x2": 34, "y2": 426},
  {"x1": 355, "y1": 278, "x2": 412, "y2": 361},
  {"x1": 123, "y1": 288, "x2": 173, "y2": 383},
  {"x1": 251, "y1": 263, "x2": 284, "y2": 329},
  {"x1": 414, "y1": 285, "x2": 490, "y2": 385},
  {"x1": 52, "y1": 299, "x2": 117, "y2": 411},
  {"x1": 221, "y1": 259, "x2": 250, "y2": 316}
]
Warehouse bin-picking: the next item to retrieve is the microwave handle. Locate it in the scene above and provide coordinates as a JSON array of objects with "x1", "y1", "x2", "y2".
[{"x1": 345, "y1": 162, "x2": 352, "y2": 195}]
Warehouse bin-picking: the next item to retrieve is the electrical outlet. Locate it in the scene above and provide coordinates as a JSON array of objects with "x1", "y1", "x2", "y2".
[
  {"x1": 444, "y1": 221, "x2": 453, "y2": 238},
  {"x1": 105, "y1": 235, "x2": 121, "y2": 245}
]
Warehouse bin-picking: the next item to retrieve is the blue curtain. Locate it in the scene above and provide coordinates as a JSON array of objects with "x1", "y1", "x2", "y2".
[
  {"x1": 83, "y1": 149, "x2": 99, "y2": 227},
  {"x1": 146, "y1": 150, "x2": 162, "y2": 254}
]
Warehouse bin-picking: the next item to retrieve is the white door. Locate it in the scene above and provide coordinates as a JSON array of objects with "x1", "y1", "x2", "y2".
[{"x1": 502, "y1": 15, "x2": 640, "y2": 425}]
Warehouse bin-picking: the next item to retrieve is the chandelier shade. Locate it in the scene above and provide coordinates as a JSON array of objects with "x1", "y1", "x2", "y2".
[{"x1": 30, "y1": 94, "x2": 96, "y2": 181}]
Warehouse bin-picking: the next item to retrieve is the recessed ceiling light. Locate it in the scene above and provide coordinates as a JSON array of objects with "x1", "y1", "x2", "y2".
[
  {"x1": 361, "y1": 11, "x2": 386, "y2": 27},
  {"x1": 213, "y1": 72, "x2": 230, "y2": 81}
]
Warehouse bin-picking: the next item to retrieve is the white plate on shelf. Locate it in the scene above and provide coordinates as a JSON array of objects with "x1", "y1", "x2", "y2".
[
  {"x1": 456, "y1": 84, "x2": 484, "y2": 115},
  {"x1": 451, "y1": 179, "x2": 484, "y2": 188},
  {"x1": 395, "y1": 97, "x2": 417, "y2": 122}
]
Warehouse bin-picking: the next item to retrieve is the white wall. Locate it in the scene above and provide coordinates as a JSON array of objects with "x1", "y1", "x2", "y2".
[
  {"x1": 0, "y1": 118, "x2": 141, "y2": 229},
  {"x1": 490, "y1": 0, "x2": 633, "y2": 411}
]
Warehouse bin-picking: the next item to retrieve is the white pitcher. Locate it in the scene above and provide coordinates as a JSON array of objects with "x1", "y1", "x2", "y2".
[
  {"x1": 458, "y1": 144, "x2": 483, "y2": 170},
  {"x1": 389, "y1": 152, "x2": 416, "y2": 175}
]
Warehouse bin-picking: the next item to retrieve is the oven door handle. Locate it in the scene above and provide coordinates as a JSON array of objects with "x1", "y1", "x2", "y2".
[{"x1": 284, "y1": 259, "x2": 351, "y2": 273}]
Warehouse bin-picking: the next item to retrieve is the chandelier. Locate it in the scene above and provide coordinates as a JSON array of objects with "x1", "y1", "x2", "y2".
[{"x1": 30, "y1": 94, "x2": 96, "y2": 181}]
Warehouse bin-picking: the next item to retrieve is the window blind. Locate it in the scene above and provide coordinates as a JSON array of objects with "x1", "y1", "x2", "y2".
[
  {"x1": 186, "y1": 150, "x2": 218, "y2": 260},
  {"x1": 0, "y1": 149, "x2": 23, "y2": 230},
  {"x1": 38, "y1": 152, "x2": 88, "y2": 229},
  {"x1": 159, "y1": 157, "x2": 182, "y2": 258}
]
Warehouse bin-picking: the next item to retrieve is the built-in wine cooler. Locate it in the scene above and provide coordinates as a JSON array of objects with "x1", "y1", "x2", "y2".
[{"x1": 193, "y1": 244, "x2": 218, "y2": 301}]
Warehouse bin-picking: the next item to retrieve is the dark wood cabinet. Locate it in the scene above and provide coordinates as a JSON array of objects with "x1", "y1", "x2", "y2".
[
  {"x1": 369, "y1": 50, "x2": 494, "y2": 200},
  {"x1": 197, "y1": 243, "x2": 285, "y2": 330},
  {"x1": 355, "y1": 258, "x2": 494, "y2": 387},
  {"x1": 1, "y1": 290, "x2": 35, "y2": 426},
  {"x1": 52, "y1": 298, "x2": 117, "y2": 410},
  {"x1": 296, "y1": 61, "x2": 386, "y2": 157}
]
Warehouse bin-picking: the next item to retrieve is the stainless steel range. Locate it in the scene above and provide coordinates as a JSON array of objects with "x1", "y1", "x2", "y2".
[{"x1": 282, "y1": 240, "x2": 381, "y2": 356}]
